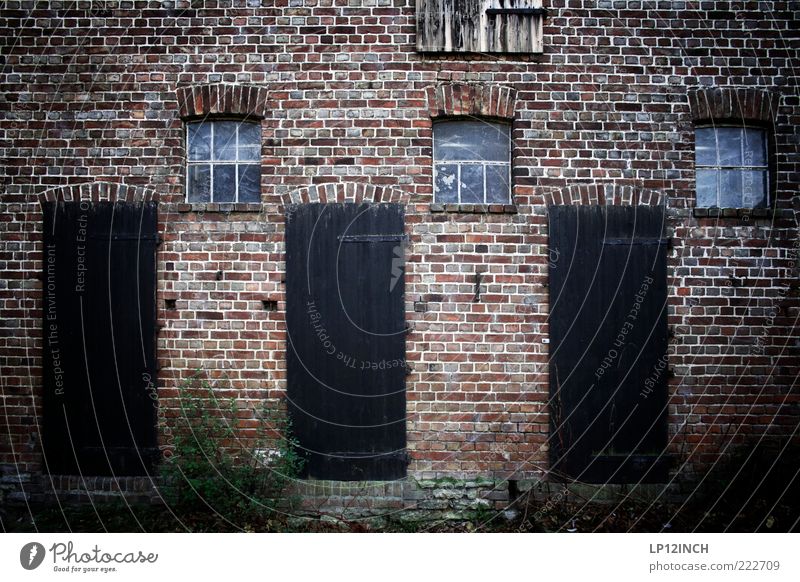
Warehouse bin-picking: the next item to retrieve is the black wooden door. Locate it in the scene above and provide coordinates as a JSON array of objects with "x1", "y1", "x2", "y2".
[
  {"x1": 548, "y1": 205, "x2": 668, "y2": 483},
  {"x1": 285, "y1": 203, "x2": 407, "y2": 480},
  {"x1": 42, "y1": 201, "x2": 159, "y2": 476}
]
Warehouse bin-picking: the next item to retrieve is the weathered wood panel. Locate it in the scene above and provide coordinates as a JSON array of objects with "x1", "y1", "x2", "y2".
[
  {"x1": 548, "y1": 205, "x2": 669, "y2": 483},
  {"x1": 42, "y1": 201, "x2": 159, "y2": 476},
  {"x1": 417, "y1": 0, "x2": 544, "y2": 54},
  {"x1": 285, "y1": 203, "x2": 407, "y2": 480}
]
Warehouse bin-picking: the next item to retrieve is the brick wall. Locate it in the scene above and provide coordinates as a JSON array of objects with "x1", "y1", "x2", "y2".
[{"x1": 1, "y1": 0, "x2": 798, "y2": 510}]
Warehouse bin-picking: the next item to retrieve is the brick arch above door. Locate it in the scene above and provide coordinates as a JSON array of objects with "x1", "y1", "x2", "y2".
[
  {"x1": 37, "y1": 181, "x2": 157, "y2": 205},
  {"x1": 541, "y1": 183, "x2": 667, "y2": 207},
  {"x1": 280, "y1": 182, "x2": 412, "y2": 206}
]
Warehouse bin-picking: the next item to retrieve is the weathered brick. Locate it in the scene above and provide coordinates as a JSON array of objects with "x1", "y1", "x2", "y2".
[{"x1": 0, "y1": 1, "x2": 797, "y2": 513}]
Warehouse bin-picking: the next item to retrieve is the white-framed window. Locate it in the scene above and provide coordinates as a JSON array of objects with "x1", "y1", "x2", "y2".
[
  {"x1": 186, "y1": 120, "x2": 261, "y2": 203},
  {"x1": 695, "y1": 126, "x2": 769, "y2": 208},
  {"x1": 433, "y1": 119, "x2": 511, "y2": 204}
]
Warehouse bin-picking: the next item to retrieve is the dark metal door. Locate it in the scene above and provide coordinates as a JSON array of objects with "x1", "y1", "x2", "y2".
[
  {"x1": 285, "y1": 203, "x2": 407, "y2": 480},
  {"x1": 548, "y1": 205, "x2": 669, "y2": 483},
  {"x1": 42, "y1": 201, "x2": 159, "y2": 476}
]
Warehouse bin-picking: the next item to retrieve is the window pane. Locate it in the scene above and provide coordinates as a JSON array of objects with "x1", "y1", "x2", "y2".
[
  {"x1": 742, "y1": 128, "x2": 766, "y2": 167},
  {"x1": 238, "y1": 122, "x2": 261, "y2": 147},
  {"x1": 719, "y1": 169, "x2": 742, "y2": 207},
  {"x1": 238, "y1": 164, "x2": 261, "y2": 202},
  {"x1": 434, "y1": 163, "x2": 458, "y2": 203},
  {"x1": 696, "y1": 168, "x2": 718, "y2": 207},
  {"x1": 188, "y1": 164, "x2": 211, "y2": 202},
  {"x1": 695, "y1": 128, "x2": 717, "y2": 166},
  {"x1": 213, "y1": 164, "x2": 236, "y2": 202},
  {"x1": 741, "y1": 170, "x2": 767, "y2": 208},
  {"x1": 716, "y1": 127, "x2": 742, "y2": 166},
  {"x1": 486, "y1": 164, "x2": 510, "y2": 203},
  {"x1": 434, "y1": 120, "x2": 509, "y2": 162},
  {"x1": 460, "y1": 164, "x2": 484, "y2": 203},
  {"x1": 239, "y1": 146, "x2": 261, "y2": 162},
  {"x1": 695, "y1": 126, "x2": 768, "y2": 208},
  {"x1": 188, "y1": 123, "x2": 211, "y2": 161},
  {"x1": 213, "y1": 121, "x2": 237, "y2": 161}
]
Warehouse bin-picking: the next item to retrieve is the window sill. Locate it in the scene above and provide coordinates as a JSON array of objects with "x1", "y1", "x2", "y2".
[
  {"x1": 692, "y1": 207, "x2": 780, "y2": 219},
  {"x1": 430, "y1": 203, "x2": 517, "y2": 214},
  {"x1": 169, "y1": 203, "x2": 263, "y2": 213}
]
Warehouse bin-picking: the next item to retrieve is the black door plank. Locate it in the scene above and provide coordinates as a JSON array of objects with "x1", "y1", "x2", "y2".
[
  {"x1": 42, "y1": 201, "x2": 159, "y2": 476},
  {"x1": 286, "y1": 203, "x2": 407, "y2": 480},
  {"x1": 548, "y1": 205, "x2": 669, "y2": 483}
]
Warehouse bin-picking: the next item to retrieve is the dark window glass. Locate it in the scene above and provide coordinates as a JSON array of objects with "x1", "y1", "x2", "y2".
[
  {"x1": 434, "y1": 163, "x2": 459, "y2": 203},
  {"x1": 188, "y1": 123, "x2": 211, "y2": 160},
  {"x1": 434, "y1": 121, "x2": 510, "y2": 162},
  {"x1": 695, "y1": 169, "x2": 717, "y2": 208},
  {"x1": 212, "y1": 121, "x2": 238, "y2": 161},
  {"x1": 485, "y1": 164, "x2": 510, "y2": 204},
  {"x1": 716, "y1": 127, "x2": 742, "y2": 166},
  {"x1": 213, "y1": 165, "x2": 237, "y2": 202},
  {"x1": 187, "y1": 120, "x2": 261, "y2": 203},
  {"x1": 238, "y1": 165, "x2": 261, "y2": 203},
  {"x1": 743, "y1": 128, "x2": 767, "y2": 166},
  {"x1": 433, "y1": 120, "x2": 511, "y2": 204},
  {"x1": 187, "y1": 165, "x2": 211, "y2": 203},
  {"x1": 459, "y1": 165, "x2": 484, "y2": 203},
  {"x1": 741, "y1": 170, "x2": 766, "y2": 208},
  {"x1": 695, "y1": 126, "x2": 768, "y2": 208}
]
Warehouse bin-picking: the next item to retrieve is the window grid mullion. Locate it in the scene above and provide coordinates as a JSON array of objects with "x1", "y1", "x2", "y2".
[
  {"x1": 446, "y1": 160, "x2": 506, "y2": 165},
  {"x1": 185, "y1": 127, "x2": 190, "y2": 201},
  {"x1": 210, "y1": 123, "x2": 215, "y2": 203},
  {"x1": 740, "y1": 128, "x2": 746, "y2": 207},
  {"x1": 457, "y1": 163, "x2": 462, "y2": 204},
  {"x1": 482, "y1": 163, "x2": 487, "y2": 204},
  {"x1": 234, "y1": 124, "x2": 239, "y2": 203},
  {"x1": 507, "y1": 162, "x2": 511, "y2": 204}
]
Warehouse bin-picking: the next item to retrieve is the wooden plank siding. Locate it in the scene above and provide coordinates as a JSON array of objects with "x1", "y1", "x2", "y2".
[{"x1": 417, "y1": 0, "x2": 544, "y2": 54}]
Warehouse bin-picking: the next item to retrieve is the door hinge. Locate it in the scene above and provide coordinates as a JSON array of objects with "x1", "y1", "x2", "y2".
[
  {"x1": 337, "y1": 234, "x2": 407, "y2": 243},
  {"x1": 603, "y1": 238, "x2": 669, "y2": 246}
]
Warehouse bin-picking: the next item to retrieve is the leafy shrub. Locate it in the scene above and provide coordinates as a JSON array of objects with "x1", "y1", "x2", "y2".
[{"x1": 159, "y1": 373, "x2": 303, "y2": 522}]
